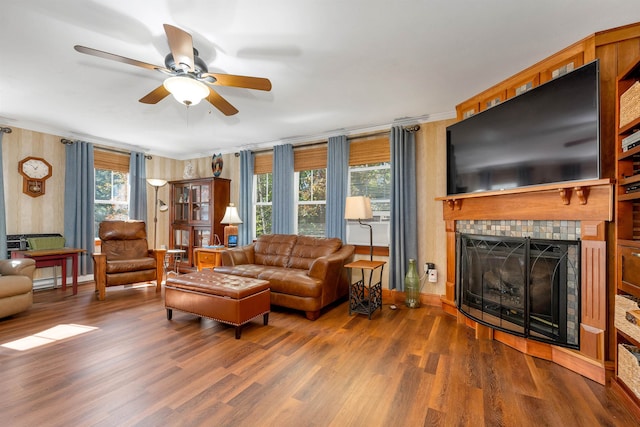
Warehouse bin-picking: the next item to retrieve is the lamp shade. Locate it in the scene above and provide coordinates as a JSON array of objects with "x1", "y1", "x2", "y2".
[
  {"x1": 163, "y1": 76, "x2": 209, "y2": 106},
  {"x1": 158, "y1": 200, "x2": 169, "y2": 212},
  {"x1": 221, "y1": 203, "x2": 243, "y2": 224},
  {"x1": 146, "y1": 178, "x2": 168, "y2": 187},
  {"x1": 344, "y1": 196, "x2": 373, "y2": 220}
]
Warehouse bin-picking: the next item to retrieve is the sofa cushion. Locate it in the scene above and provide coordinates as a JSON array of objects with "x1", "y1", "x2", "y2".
[
  {"x1": 102, "y1": 240, "x2": 150, "y2": 261},
  {"x1": 257, "y1": 267, "x2": 322, "y2": 298},
  {"x1": 0, "y1": 276, "x2": 32, "y2": 297},
  {"x1": 99, "y1": 220, "x2": 147, "y2": 241},
  {"x1": 253, "y1": 234, "x2": 297, "y2": 267},
  {"x1": 215, "y1": 264, "x2": 322, "y2": 298},
  {"x1": 288, "y1": 236, "x2": 342, "y2": 270},
  {"x1": 214, "y1": 264, "x2": 266, "y2": 279},
  {"x1": 105, "y1": 257, "x2": 157, "y2": 274}
]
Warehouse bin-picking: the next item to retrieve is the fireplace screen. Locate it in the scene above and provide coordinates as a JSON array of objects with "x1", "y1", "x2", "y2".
[{"x1": 456, "y1": 234, "x2": 580, "y2": 348}]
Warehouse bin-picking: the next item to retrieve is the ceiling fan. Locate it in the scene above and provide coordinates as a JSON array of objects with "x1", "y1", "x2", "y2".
[{"x1": 74, "y1": 24, "x2": 272, "y2": 116}]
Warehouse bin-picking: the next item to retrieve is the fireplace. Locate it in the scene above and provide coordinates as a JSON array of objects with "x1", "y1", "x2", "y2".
[{"x1": 456, "y1": 233, "x2": 580, "y2": 349}]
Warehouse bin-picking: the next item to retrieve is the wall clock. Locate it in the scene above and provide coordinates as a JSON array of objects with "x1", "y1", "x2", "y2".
[{"x1": 18, "y1": 156, "x2": 52, "y2": 197}]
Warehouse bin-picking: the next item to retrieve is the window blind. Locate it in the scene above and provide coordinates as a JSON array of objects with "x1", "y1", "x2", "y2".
[
  {"x1": 349, "y1": 137, "x2": 390, "y2": 165},
  {"x1": 94, "y1": 149, "x2": 129, "y2": 173},
  {"x1": 253, "y1": 135, "x2": 389, "y2": 174}
]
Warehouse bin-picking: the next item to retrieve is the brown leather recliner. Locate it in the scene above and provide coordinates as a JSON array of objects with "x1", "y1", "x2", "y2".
[{"x1": 92, "y1": 220, "x2": 166, "y2": 300}]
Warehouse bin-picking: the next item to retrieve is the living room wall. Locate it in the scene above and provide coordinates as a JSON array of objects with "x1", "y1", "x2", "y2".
[{"x1": 2, "y1": 119, "x2": 453, "y2": 298}]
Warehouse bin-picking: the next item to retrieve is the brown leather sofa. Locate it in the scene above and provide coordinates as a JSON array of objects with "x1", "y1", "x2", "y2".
[
  {"x1": 0, "y1": 258, "x2": 37, "y2": 318},
  {"x1": 93, "y1": 220, "x2": 166, "y2": 300},
  {"x1": 215, "y1": 234, "x2": 355, "y2": 320}
]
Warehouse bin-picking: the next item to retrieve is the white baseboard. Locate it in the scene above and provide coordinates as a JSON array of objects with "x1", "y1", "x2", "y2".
[{"x1": 33, "y1": 274, "x2": 94, "y2": 291}]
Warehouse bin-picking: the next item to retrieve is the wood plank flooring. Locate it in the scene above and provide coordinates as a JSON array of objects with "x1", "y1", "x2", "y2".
[{"x1": 0, "y1": 283, "x2": 636, "y2": 427}]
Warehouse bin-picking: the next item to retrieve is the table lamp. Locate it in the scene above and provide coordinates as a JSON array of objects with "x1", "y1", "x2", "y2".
[
  {"x1": 221, "y1": 203, "x2": 243, "y2": 247},
  {"x1": 344, "y1": 196, "x2": 373, "y2": 260}
]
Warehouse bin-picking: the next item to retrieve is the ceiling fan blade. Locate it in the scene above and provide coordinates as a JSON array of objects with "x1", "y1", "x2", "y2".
[
  {"x1": 163, "y1": 24, "x2": 195, "y2": 72},
  {"x1": 203, "y1": 73, "x2": 272, "y2": 91},
  {"x1": 139, "y1": 85, "x2": 171, "y2": 104},
  {"x1": 206, "y1": 88, "x2": 239, "y2": 116},
  {"x1": 74, "y1": 45, "x2": 165, "y2": 72}
]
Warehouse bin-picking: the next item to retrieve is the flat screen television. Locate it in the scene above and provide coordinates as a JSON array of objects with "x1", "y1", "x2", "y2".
[{"x1": 446, "y1": 60, "x2": 600, "y2": 196}]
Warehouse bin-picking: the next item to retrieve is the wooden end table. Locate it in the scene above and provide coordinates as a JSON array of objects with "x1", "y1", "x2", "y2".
[
  {"x1": 12, "y1": 248, "x2": 86, "y2": 295},
  {"x1": 194, "y1": 247, "x2": 226, "y2": 271},
  {"x1": 344, "y1": 260, "x2": 386, "y2": 319}
]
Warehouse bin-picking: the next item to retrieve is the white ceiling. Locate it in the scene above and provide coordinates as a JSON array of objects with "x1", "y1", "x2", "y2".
[{"x1": 1, "y1": 1, "x2": 640, "y2": 160}]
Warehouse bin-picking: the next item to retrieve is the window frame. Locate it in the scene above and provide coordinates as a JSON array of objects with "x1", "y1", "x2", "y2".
[
  {"x1": 346, "y1": 161, "x2": 391, "y2": 247},
  {"x1": 294, "y1": 168, "x2": 327, "y2": 237},
  {"x1": 93, "y1": 149, "x2": 131, "y2": 237}
]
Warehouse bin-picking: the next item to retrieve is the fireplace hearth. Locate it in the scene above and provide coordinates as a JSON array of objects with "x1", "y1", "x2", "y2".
[{"x1": 456, "y1": 234, "x2": 580, "y2": 348}]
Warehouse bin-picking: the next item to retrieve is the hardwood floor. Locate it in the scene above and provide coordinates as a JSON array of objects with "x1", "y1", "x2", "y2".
[{"x1": 0, "y1": 283, "x2": 636, "y2": 427}]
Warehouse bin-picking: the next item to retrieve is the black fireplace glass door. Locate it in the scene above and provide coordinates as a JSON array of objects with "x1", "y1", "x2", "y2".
[
  {"x1": 457, "y1": 233, "x2": 580, "y2": 349},
  {"x1": 457, "y1": 235, "x2": 527, "y2": 336}
]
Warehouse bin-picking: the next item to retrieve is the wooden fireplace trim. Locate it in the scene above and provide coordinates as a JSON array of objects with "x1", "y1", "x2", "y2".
[
  {"x1": 437, "y1": 179, "x2": 613, "y2": 221},
  {"x1": 437, "y1": 181, "x2": 613, "y2": 385}
]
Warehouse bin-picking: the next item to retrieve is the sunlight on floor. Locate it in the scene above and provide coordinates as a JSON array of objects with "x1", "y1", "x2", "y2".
[{"x1": 1, "y1": 324, "x2": 98, "y2": 351}]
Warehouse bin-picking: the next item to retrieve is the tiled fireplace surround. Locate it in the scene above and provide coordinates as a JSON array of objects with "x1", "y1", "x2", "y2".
[
  {"x1": 439, "y1": 180, "x2": 613, "y2": 384},
  {"x1": 456, "y1": 220, "x2": 581, "y2": 347}
]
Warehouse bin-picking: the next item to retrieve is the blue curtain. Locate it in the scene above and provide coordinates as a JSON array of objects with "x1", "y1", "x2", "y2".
[
  {"x1": 272, "y1": 144, "x2": 294, "y2": 234},
  {"x1": 326, "y1": 135, "x2": 349, "y2": 240},
  {"x1": 128, "y1": 151, "x2": 147, "y2": 221},
  {"x1": 239, "y1": 150, "x2": 254, "y2": 245},
  {"x1": 0, "y1": 132, "x2": 7, "y2": 260},
  {"x1": 64, "y1": 141, "x2": 95, "y2": 275},
  {"x1": 389, "y1": 126, "x2": 418, "y2": 290}
]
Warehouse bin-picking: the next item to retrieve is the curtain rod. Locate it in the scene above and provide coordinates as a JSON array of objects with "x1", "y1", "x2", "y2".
[
  {"x1": 1, "y1": 127, "x2": 12, "y2": 133},
  {"x1": 61, "y1": 139, "x2": 152, "y2": 159},
  {"x1": 245, "y1": 125, "x2": 420, "y2": 155}
]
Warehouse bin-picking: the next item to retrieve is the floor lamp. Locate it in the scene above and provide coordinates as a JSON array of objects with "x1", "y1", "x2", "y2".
[
  {"x1": 344, "y1": 196, "x2": 374, "y2": 260},
  {"x1": 147, "y1": 178, "x2": 168, "y2": 249}
]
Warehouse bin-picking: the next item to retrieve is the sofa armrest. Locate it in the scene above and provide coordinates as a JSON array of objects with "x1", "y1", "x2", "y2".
[
  {"x1": 221, "y1": 243, "x2": 255, "y2": 266},
  {"x1": 308, "y1": 245, "x2": 355, "y2": 280},
  {"x1": 0, "y1": 258, "x2": 37, "y2": 278}
]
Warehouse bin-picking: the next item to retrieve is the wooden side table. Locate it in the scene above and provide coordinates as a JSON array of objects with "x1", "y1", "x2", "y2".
[
  {"x1": 194, "y1": 247, "x2": 226, "y2": 271},
  {"x1": 344, "y1": 260, "x2": 386, "y2": 319}
]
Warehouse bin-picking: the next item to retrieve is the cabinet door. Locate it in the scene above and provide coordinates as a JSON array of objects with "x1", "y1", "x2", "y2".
[
  {"x1": 173, "y1": 226, "x2": 191, "y2": 252},
  {"x1": 173, "y1": 184, "x2": 190, "y2": 223},
  {"x1": 193, "y1": 227, "x2": 213, "y2": 248},
  {"x1": 190, "y1": 182, "x2": 211, "y2": 224}
]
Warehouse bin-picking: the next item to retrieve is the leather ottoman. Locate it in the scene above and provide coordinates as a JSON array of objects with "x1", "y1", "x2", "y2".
[{"x1": 165, "y1": 270, "x2": 270, "y2": 339}]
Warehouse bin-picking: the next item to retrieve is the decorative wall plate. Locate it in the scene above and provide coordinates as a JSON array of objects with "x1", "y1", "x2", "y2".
[{"x1": 212, "y1": 153, "x2": 223, "y2": 177}]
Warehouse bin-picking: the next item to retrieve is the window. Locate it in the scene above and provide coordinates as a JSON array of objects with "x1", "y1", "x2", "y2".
[
  {"x1": 94, "y1": 150, "x2": 130, "y2": 236},
  {"x1": 349, "y1": 162, "x2": 391, "y2": 215},
  {"x1": 251, "y1": 137, "x2": 390, "y2": 242},
  {"x1": 255, "y1": 172, "x2": 272, "y2": 237},
  {"x1": 295, "y1": 168, "x2": 326, "y2": 236},
  {"x1": 94, "y1": 170, "x2": 129, "y2": 236},
  {"x1": 347, "y1": 162, "x2": 391, "y2": 246}
]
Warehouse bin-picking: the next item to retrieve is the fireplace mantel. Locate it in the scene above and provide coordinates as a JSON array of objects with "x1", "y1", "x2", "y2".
[{"x1": 437, "y1": 179, "x2": 613, "y2": 222}]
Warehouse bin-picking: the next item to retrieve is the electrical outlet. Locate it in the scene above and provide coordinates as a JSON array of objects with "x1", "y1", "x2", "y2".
[{"x1": 428, "y1": 269, "x2": 438, "y2": 283}]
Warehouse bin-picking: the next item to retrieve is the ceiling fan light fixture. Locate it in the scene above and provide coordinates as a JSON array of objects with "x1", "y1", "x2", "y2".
[{"x1": 163, "y1": 76, "x2": 209, "y2": 106}]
